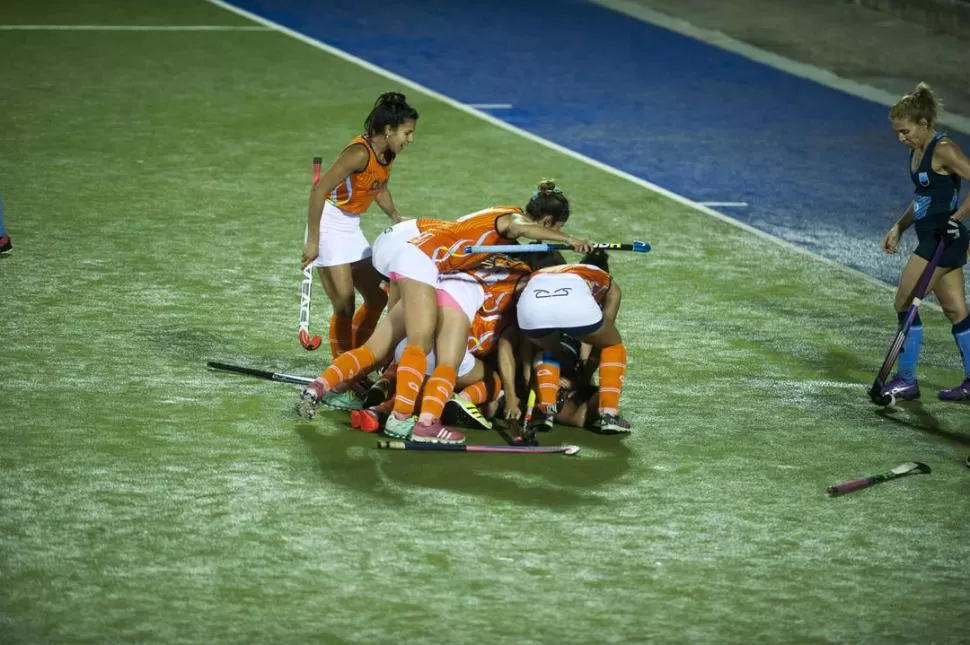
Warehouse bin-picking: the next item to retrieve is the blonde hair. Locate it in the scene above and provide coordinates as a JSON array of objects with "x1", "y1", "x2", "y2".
[{"x1": 889, "y1": 82, "x2": 942, "y2": 127}]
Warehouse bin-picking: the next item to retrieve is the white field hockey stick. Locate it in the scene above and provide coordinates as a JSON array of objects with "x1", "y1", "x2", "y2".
[
  {"x1": 463, "y1": 240, "x2": 651, "y2": 254},
  {"x1": 299, "y1": 157, "x2": 324, "y2": 351}
]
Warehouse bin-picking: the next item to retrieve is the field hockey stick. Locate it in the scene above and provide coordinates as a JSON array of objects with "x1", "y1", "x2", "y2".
[
  {"x1": 826, "y1": 461, "x2": 930, "y2": 497},
  {"x1": 517, "y1": 375, "x2": 540, "y2": 446},
  {"x1": 463, "y1": 240, "x2": 651, "y2": 254},
  {"x1": 206, "y1": 361, "x2": 313, "y2": 386},
  {"x1": 376, "y1": 441, "x2": 580, "y2": 455},
  {"x1": 298, "y1": 157, "x2": 324, "y2": 351},
  {"x1": 868, "y1": 237, "x2": 946, "y2": 405}
]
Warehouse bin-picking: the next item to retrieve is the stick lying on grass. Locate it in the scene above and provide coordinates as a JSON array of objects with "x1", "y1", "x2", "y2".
[
  {"x1": 206, "y1": 361, "x2": 312, "y2": 386},
  {"x1": 826, "y1": 461, "x2": 930, "y2": 497},
  {"x1": 376, "y1": 441, "x2": 580, "y2": 455}
]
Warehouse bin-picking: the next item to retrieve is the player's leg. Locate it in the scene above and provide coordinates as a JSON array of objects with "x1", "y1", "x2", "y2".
[
  {"x1": 934, "y1": 266, "x2": 970, "y2": 400},
  {"x1": 411, "y1": 304, "x2": 470, "y2": 443},
  {"x1": 350, "y1": 257, "x2": 388, "y2": 348},
  {"x1": 579, "y1": 319, "x2": 630, "y2": 434},
  {"x1": 317, "y1": 263, "x2": 356, "y2": 359}
]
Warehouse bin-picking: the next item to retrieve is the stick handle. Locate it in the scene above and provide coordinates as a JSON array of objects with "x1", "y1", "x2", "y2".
[
  {"x1": 827, "y1": 477, "x2": 877, "y2": 496},
  {"x1": 376, "y1": 441, "x2": 466, "y2": 452},
  {"x1": 463, "y1": 241, "x2": 651, "y2": 254}
]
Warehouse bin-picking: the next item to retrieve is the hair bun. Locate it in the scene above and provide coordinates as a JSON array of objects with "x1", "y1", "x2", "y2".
[
  {"x1": 536, "y1": 179, "x2": 557, "y2": 193},
  {"x1": 376, "y1": 92, "x2": 407, "y2": 107}
]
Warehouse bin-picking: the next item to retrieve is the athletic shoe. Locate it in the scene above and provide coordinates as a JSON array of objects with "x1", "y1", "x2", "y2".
[
  {"x1": 411, "y1": 419, "x2": 465, "y2": 444},
  {"x1": 350, "y1": 407, "x2": 386, "y2": 433},
  {"x1": 383, "y1": 413, "x2": 416, "y2": 439},
  {"x1": 0, "y1": 234, "x2": 10, "y2": 255},
  {"x1": 296, "y1": 379, "x2": 327, "y2": 420},
  {"x1": 320, "y1": 389, "x2": 363, "y2": 411},
  {"x1": 442, "y1": 394, "x2": 492, "y2": 430},
  {"x1": 938, "y1": 379, "x2": 970, "y2": 401},
  {"x1": 527, "y1": 411, "x2": 554, "y2": 434},
  {"x1": 593, "y1": 413, "x2": 631, "y2": 435},
  {"x1": 363, "y1": 377, "x2": 392, "y2": 408},
  {"x1": 880, "y1": 375, "x2": 920, "y2": 401}
]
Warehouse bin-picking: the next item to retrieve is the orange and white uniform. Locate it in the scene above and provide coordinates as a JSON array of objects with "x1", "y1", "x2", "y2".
[
  {"x1": 371, "y1": 217, "x2": 441, "y2": 278},
  {"x1": 517, "y1": 264, "x2": 611, "y2": 336},
  {"x1": 466, "y1": 256, "x2": 531, "y2": 357},
  {"x1": 383, "y1": 206, "x2": 518, "y2": 287},
  {"x1": 314, "y1": 136, "x2": 392, "y2": 267}
]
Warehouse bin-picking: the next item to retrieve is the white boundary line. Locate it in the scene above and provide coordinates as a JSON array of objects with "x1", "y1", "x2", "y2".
[
  {"x1": 0, "y1": 24, "x2": 270, "y2": 31},
  {"x1": 204, "y1": 0, "x2": 907, "y2": 294},
  {"x1": 591, "y1": 0, "x2": 970, "y2": 134}
]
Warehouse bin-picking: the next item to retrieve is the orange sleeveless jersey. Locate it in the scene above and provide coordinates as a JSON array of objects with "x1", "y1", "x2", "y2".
[
  {"x1": 327, "y1": 136, "x2": 391, "y2": 215},
  {"x1": 464, "y1": 256, "x2": 531, "y2": 357},
  {"x1": 410, "y1": 206, "x2": 519, "y2": 273},
  {"x1": 535, "y1": 264, "x2": 612, "y2": 303}
]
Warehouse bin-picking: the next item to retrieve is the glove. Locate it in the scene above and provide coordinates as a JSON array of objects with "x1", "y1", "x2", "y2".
[{"x1": 941, "y1": 217, "x2": 961, "y2": 241}]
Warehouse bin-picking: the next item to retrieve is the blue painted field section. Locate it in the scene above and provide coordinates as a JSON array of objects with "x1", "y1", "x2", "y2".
[{"x1": 227, "y1": 0, "x2": 967, "y2": 284}]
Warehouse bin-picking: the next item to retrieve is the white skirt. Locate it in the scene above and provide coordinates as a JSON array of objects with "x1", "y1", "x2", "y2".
[
  {"x1": 517, "y1": 273, "x2": 602, "y2": 333},
  {"x1": 437, "y1": 273, "x2": 486, "y2": 322},
  {"x1": 313, "y1": 201, "x2": 373, "y2": 267},
  {"x1": 372, "y1": 219, "x2": 421, "y2": 278}
]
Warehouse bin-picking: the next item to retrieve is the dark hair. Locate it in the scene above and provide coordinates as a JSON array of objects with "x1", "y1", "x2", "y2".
[
  {"x1": 889, "y1": 82, "x2": 942, "y2": 127},
  {"x1": 525, "y1": 249, "x2": 566, "y2": 271},
  {"x1": 525, "y1": 179, "x2": 570, "y2": 224},
  {"x1": 579, "y1": 249, "x2": 610, "y2": 274},
  {"x1": 364, "y1": 92, "x2": 419, "y2": 137}
]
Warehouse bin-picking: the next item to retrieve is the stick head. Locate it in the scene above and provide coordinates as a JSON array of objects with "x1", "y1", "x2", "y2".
[
  {"x1": 299, "y1": 329, "x2": 322, "y2": 351},
  {"x1": 563, "y1": 445, "x2": 581, "y2": 456},
  {"x1": 632, "y1": 240, "x2": 651, "y2": 253},
  {"x1": 890, "y1": 461, "x2": 932, "y2": 476},
  {"x1": 868, "y1": 386, "x2": 894, "y2": 407}
]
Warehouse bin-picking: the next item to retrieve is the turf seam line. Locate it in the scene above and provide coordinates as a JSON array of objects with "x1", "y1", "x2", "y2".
[{"x1": 203, "y1": 0, "x2": 936, "y2": 305}]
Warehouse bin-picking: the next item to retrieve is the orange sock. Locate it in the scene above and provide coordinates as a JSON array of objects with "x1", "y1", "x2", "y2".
[
  {"x1": 598, "y1": 343, "x2": 627, "y2": 415},
  {"x1": 392, "y1": 344, "x2": 427, "y2": 418},
  {"x1": 459, "y1": 373, "x2": 502, "y2": 405},
  {"x1": 329, "y1": 314, "x2": 353, "y2": 358},
  {"x1": 536, "y1": 352, "x2": 561, "y2": 412},
  {"x1": 418, "y1": 365, "x2": 457, "y2": 424},
  {"x1": 320, "y1": 346, "x2": 377, "y2": 392},
  {"x1": 352, "y1": 303, "x2": 383, "y2": 348}
]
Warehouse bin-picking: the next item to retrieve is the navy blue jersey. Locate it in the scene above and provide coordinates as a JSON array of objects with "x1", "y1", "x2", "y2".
[{"x1": 910, "y1": 133, "x2": 961, "y2": 228}]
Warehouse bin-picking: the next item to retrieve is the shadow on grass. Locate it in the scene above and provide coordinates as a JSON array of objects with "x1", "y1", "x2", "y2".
[
  {"x1": 295, "y1": 415, "x2": 634, "y2": 509},
  {"x1": 875, "y1": 402, "x2": 970, "y2": 447}
]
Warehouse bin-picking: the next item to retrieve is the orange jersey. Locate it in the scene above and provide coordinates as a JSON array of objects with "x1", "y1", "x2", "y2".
[
  {"x1": 463, "y1": 256, "x2": 531, "y2": 357},
  {"x1": 327, "y1": 136, "x2": 391, "y2": 215},
  {"x1": 535, "y1": 264, "x2": 612, "y2": 303},
  {"x1": 410, "y1": 206, "x2": 519, "y2": 273}
]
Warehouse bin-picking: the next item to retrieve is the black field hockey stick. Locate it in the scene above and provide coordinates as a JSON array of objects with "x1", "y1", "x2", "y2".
[
  {"x1": 206, "y1": 361, "x2": 313, "y2": 386},
  {"x1": 868, "y1": 237, "x2": 946, "y2": 406},
  {"x1": 463, "y1": 240, "x2": 651, "y2": 254},
  {"x1": 826, "y1": 461, "x2": 931, "y2": 497},
  {"x1": 376, "y1": 441, "x2": 580, "y2": 455},
  {"x1": 299, "y1": 156, "x2": 324, "y2": 351}
]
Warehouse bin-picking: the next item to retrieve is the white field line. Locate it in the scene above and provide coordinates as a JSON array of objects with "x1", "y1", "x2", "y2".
[
  {"x1": 467, "y1": 103, "x2": 514, "y2": 109},
  {"x1": 591, "y1": 0, "x2": 970, "y2": 134},
  {"x1": 0, "y1": 24, "x2": 270, "y2": 31},
  {"x1": 700, "y1": 201, "x2": 748, "y2": 208},
  {"x1": 204, "y1": 0, "x2": 908, "y2": 297}
]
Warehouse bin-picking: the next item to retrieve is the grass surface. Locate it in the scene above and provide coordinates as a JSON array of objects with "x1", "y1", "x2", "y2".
[{"x1": 2, "y1": 1, "x2": 969, "y2": 644}]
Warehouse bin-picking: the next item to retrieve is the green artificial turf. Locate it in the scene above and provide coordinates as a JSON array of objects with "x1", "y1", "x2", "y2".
[{"x1": 2, "y1": 2, "x2": 969, "y2": 644}]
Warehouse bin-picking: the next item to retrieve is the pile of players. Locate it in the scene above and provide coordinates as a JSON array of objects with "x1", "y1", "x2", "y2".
[{"x1": 294, "y1": 93, "x2": 633, "y2": 444}]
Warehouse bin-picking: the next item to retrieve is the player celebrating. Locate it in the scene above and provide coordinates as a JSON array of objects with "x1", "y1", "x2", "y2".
[
  {"x1": 516, "y1": 250, "x2": 630, "y2": 433},
  {"x1": 880, "y1": 83, "x2": 970, "y2": 401},
  {"x1": 301, "y1": 92, "x2": 418, "y2": 375}
]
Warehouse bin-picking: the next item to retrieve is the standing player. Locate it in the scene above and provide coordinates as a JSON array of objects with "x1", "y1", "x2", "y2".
[
  {"x1": 301, "y1": 92, "x2": 418, "y2": 374},
  {"x1": 516, "y1": 250, "x2": 630, "y2": 433},
  {"x1": 880, "y1": 83, "x2": 970, "y2": 401}
]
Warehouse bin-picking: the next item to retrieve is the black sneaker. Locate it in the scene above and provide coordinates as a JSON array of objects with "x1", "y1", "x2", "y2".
[
  {"x1": 0, "y1": 234, "x2": 11, "y2": 255},
  {"x1": 593, "y1": 413, "x2": 631, "y2": 435},
  {"x1": 442, "y1": 394, "x2": 492, "y2": 430}
]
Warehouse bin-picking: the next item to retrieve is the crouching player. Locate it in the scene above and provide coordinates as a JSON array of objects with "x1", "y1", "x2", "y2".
[{"x1": 516, "y1": 250, "x2": 630, "y2": 434}]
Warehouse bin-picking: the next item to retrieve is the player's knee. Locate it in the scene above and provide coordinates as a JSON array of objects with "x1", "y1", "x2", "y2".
[{"x1": 330, "y1": 294, "x2": 356, "y2": 317}]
